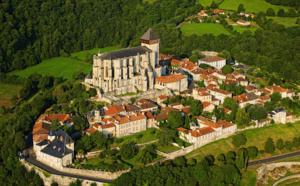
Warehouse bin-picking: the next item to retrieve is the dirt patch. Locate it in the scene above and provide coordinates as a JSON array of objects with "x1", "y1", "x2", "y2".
[{"x1": 269, "y1": 166, "x2": 288, "y2": 180}]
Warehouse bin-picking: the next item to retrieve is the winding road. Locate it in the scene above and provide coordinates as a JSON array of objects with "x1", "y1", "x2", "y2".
[{"x1": 248, "y1": 150, "x2": 300, "y2": 167}]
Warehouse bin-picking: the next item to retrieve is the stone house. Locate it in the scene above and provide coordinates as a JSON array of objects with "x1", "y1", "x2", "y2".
[
  {"x1": 236, "y1": 77, "x2": 248, "y2": 86},
  {"x1": 265, "y1": 85, "x2": 294, "y2": 98},
  {"x1": 198, "y1": 56, "x2": 226, "y2": 69},
  {"x1": 214, "y1": 9, "x2": 226, "y2": 14},
  {"x1": 268, "y1": 108, "x2": 287, "y2": 124},
  {"x1": 155, "y1": 74, "x2": 188, "y2": 92},
  {"x1": 169, "y1": 103, "x2": 184, "y2": 109},
  {"x1": 231, "y1": 71, "x2": 246, "y2": 79},
  {"x1": 206, "y1": 87, "x2": 232, "y2": 104},
  {"x1": 233, "y1": 92, "x2": 259, "y2": 108},
  {"x1": 35, "y1": 130, "x2": 74, "y2": 170},
  {"x1": 36, "y1": 114, "x2": 74, "y2": 128},
  {"x1": 198, "y1": 10, "x2": 208, "y2": 17},
  {"x1": 157, "y1": 95, "x2": 168, "y2": 107},
  {"x1": 202, "y1": 102, "x2": 215, "y2": 112},
  {"x1": 212, "y1": 70, "x2": 227, "y2": 80},
  {"x1": 193, "y1": 87, "x2": 212, "y2": 103}
]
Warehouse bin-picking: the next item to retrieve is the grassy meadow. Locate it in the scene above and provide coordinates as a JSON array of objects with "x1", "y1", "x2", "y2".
[
  {"x1": 219, "y1": 0, "x2": 290, "y2": 12},
  {"x1": 180, "y1": 23, "x2": 231, "y2": 36},
  {"x1": 9, "y1": 57, "x2": 92, "y2": 81},
  {"x1": 267, "y1": 16, "x2": 299, "y2": 27},
  {"x1": 70, "y1": 47, "x2": 120, "y2": 61},
  {"x1": 0, "y1": 83, "x2": 23, "y2": 108},
  {"x1": 197, "y1": 0, "x2": 223, "y2": 7},
  {"x1": 186, "y1": 122, "x2": 300, "y2": 162},
  {"x1": 233, "y1": 26, "x2": 258, "y2": 34},
  {"x1": 9, "y1": 47, "x2": 119, "y2": 81}
]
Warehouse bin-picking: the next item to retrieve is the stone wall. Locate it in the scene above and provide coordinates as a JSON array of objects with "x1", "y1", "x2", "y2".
[
  {"x1": 256, "y1": 162, "x2": 300, "y2": 185},
  {"x1": 21, "y1": 159, "x2": 106, "y2": 186}
]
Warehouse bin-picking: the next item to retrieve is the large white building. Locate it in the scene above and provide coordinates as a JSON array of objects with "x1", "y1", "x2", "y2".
[
  {"x1": 198, "y1": 56, "x2": 226, "y2": 69},
  {"x1": 86, "y1": 28, "x2": 162, "y2": 95}
]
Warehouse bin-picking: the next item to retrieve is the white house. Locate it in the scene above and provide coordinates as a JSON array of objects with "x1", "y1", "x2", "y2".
[
  {"x1": 237, "y1": 20, "x2": 250, "y2": 26},
  {"x1": 198, "y1": 56, "x2": 226, "y2": 69}
]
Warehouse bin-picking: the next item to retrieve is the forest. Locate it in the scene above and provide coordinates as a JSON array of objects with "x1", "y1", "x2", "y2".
[{"x1": 1, "y1": 0, "x2": 299, "y2": 83}]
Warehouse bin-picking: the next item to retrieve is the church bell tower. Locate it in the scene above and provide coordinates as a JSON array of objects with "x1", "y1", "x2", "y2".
[{"x1": 140, "y1": 28, "x2": 160, "y2": 70}]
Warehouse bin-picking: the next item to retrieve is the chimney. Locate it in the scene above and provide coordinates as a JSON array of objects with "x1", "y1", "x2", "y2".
[
  {"x1": 60, "y1": 135, "x2": 63, "y2": 141},
  {"x1": 58, "y1": 147, "x2": 61, "y2": 151},
  {"x1": 53, "y1": 145, "x2": 56, "y2": 149}
]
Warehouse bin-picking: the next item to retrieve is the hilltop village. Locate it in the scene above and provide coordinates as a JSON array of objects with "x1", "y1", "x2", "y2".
[{"x1": 29, "y1": 28, "x2": 298, "y2": 176}]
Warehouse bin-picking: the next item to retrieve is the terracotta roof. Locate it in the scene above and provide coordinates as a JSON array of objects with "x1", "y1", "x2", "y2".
[
  {"x1": 169, "y1": 103, "x2": 182, "y2": 107},
  {"x1": 100, "y1": 123, "x2": 115, "y2": 129},
  {"x1": 102, "y1": 118, "x2": 114, "y2": 124},
  {"x1": 207, "y1": 68, "x2": 217, "y2": 74},
  {"x1": 33, "y1": 134, "x2": 48, "y2": 142},
  {"x1": 245, "y1": 85, "x2": 255, "y2": 91},
  {"x1": 260, "y1": 95, "x2": 271, "y2": 100},
  {"x1": 179, "y1": 61, "x2": 198, "y2": 71},
  {"x1": 32, "y1": 122, "x2": 51, "y2": 135},
  {"x1": 198, "y1": 11, "x2": 207, "y2": 15},
  {"x1": 125, "y1": 104, "x2": 141, "y2": 112},
  {"x1": 190, "y1": 68, "x2": 207, "y2": 75},
  {"x1": 104, "y1": 105, "x2": 126, "y2": 115},
  {"x1": 216, "y1": 120, "x2": 235, "y2": 129},
  {"x1": 211, "y1": 88, "x2": 231, "y2": 95},
  {"x1": 226, "y1": 74, "x2": 235, "y2": 80},
  {"x1": 223, "y1": 108, "x2": 231, "y2": 113},
  {"x1": 161, "y1": 107, "x2": 180, "y2": 114},
  {"x1": 155, "y1": 74, "x2": 186, "y2": 84},
  {"x1": 257, "y1": 100, "x2": 265, "y2": 104},
  {"x1": 212, "y1": 97, "x2": 220, "y2": 102},
  {"x1": 237, "y1": 77, "x2": 248, "y2": 82},
  {"x1": 140, "y1": 102, "x2": 158, "y2": 110},
  {"x1": 200, "y1": 74, "x2": 208, "y2": 80},
  {"x1": 181, "y1": 107, "x2": 190, "y2": 115},
  {"x1": 45, "y1": 107, "x2": 52, "y2": 112},
  {"x1": 195, "y1": 115, "x2": 209, "y2": 121},
  {"x1": 257, "y1": 88, "x2": 271, "y2": 95},
  {"x1": 286, "y1": 112, "x2": 292, "y2": 117},
  {"x1": 204, "y1": 120, "x2": 222, "y2": 128},
  {"x1": 177, "y1": 127, "x2": 216, "y2": 137},
  {"x1": 194, "y1": 87, "x2": 207, "y2": 93},
  {"x1": 200, "y1": 56, "x2": 226, "y2": 63},
  {"x1": 224, "y1": 79, "x2": 238, "y2": 85},
  {"x1": 159, "y1": 54, "x2": 174, "y2": 60},
  {"x1": 233, "y1": 94, "x2": 249, "y2": 103},
  {"x1": 112, "y1": 113, "x2": 147, "y2": 125},
  {"x1": 171, "y1": 59, "x2": 182, "y2": 66},
  {"x1": 202, "y1": 101, "x2": 211, "y2": 109},
  {"x1": 158, "y1": 95, "x2": 168, "y2": 100},
  {"x1": 144, "y1": 111, "x2": 154, "y2": 119},
  {"x1": 265, "y1": 85, "x2": 287, "y2": 93},
  {"x1": 37, "y1": 114, "x2": 73, "y2": 124},
  {"x1": 214, "y1": 9, "x2": 225, "y2": 13},
  {"x1": 85, "y1": 127, "x2": 97, "y2": 135},
  {"x1": 245, "y1": 92, "x2": 259, "y2": 101},
  {"x1": 232, "y1": 71, "x2": 244, "y2": 77},
  {"x1": 155, "y1": 113, "x2": 168, "y2": 121},
  {"x1": 206, "y1": 84, "x2": 217, "y2": 90},
  {"x1": 198, "y1": 92, "x2": 211, "y2": 96}
]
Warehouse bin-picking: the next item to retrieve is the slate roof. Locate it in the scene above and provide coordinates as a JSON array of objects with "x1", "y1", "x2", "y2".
[
  {"x1": 41, "y1": 130, "x2": 74, "y2": 158},
  {"x1": 245, "y1": 92, "x2": 259, "y2": 101},
  {"x1": 140, "y1": 28, "x2": 160, "y2": 40},
  {"x1": 99, "y1": 46, "x2": 152, "y2": 60},
  {"x1": 85, "y1": 72, "x2": 92, "y2": 79},
  {"x1": 176, "y1": 68, "x2": 189, "y2": 76}
]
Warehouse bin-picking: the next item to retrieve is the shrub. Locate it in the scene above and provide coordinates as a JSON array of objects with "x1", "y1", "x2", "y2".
[
  {"x1": 292, "y1": 137, "x2": 300, "y2": 147},
  {"x1": 265, "y1": 137, "x2": 275, "y2": 153},
  {"x1": 114, "y1": 138, "x2": 123, "y2": 143},
  {"x1": 285, "y1": 141, "x2": 293, "y2": 150},
  {"x1": 276, "y1": 139, "x2": 284, "y2": 150},
  {"x1": 232, "y1": 133, "x2": 247, "y2": 148},
  {"x1": 119, "y1": 142, "x2": 138, "y2": 159},
  {"x1": 247, "y1": 146, "x2": 258, "y2": 159},
  {"x1": 136, "y1": 134, "x2": 143, "y2": 139}
]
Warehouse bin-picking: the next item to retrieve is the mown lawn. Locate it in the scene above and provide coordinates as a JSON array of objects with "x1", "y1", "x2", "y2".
[
  {"x1": 180, "y1": 23, "x2": 231, "y2": 36},
  {"x1": 110, "y1": 128, "x2": 158, "y2": 147},
  {"x1": 9, "y1": 57, "x2": 92, "y2": 81},
  {"x1": 0, "y1": 83, "x2": 23, "y2": 108},
  {"x1": 219, "y1": 0, "x2": 290, "y2": 12},
  {"x1": 70, "y1": 47, "x2": 120, "y2": 61},
  {"x1": 154, "y1": 142, "x2": 181, "y2": 153},
  {"x1": 115, "y1": 91, "x2": 144, "y2": 97},
  {"x1": 267, "y1": 16, "x2": 299, "y2": 27},
  {"x1": 185, "y1": 122, "x2": 300, "y2": 162},
  {"x1": 233, "y1": 26, "x2": 258, "y2": 34},
  {"x1": 241, "y1": 169, "x2": 257, "y2": 186}
]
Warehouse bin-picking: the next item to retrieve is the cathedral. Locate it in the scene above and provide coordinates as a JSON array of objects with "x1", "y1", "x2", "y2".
[{"x1": 86, "y1": 28, "x2": 163, "y2": 95}]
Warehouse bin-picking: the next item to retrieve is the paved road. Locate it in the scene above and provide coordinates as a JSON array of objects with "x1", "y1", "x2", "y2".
[
  {"x1": 26, "y1": 157, "x2": 113, "y2": 184},
  {"x1": 248, "y1": 151, "x2": 300, "y2": 167}
]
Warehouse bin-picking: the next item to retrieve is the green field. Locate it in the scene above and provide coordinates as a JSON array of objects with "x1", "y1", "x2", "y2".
[
  {"x1": 0, "y1": 83, "x2": 23, "y2": 108},
  {"x1": 9, "y1": 47, "x2": 119, "y2": 81},
  {"x1": 70, "y1": 47, "x2": 120, "y2": 61},
  {"x1": 197, "y1": 0, "x2": 223, "y2": 7},
  {"x1": 186, "y1": 122, "x2": 300, "y2": 162},
  {"x1": 267, "y1": 16, "x2": 299, "y2": 27},
  {"x1": 9, "y1": 57, "x2": 92, "y2": 81},
  {"x1": 233, "y1": 26, "x2": 258, "y2": 34},
  {"x1": 180, "y1": 23, "x2": 231, "y2": 36},
  {"x1": 219, "y1": 0, "x2": 290, "y2": 12}
]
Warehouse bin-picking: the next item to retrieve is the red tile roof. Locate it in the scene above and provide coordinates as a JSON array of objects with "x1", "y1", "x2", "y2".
[
  {"x1": 171, "y1": 59, "x2": 182, "y2": 66},
  {"x1": 155, "y1": 113, "x2": 168, "y2": 121},
  {"x1": 260, "y1": 95, "x2": 271, "y2": 100},
  {"x1": 233, "y1": 94, "x2": 249, "y2": 103},
  {"x1": 206, "y1": 84, "x2": 217, "y2": 90},
  {"x1": 266, "y1": 85, "x2": 287, "y2": 93},
  {"x1": 100, "y1": 123, "x2": 115, "y2": 129},
  {"x1": 144, "y1": 111, "x2": 154, "y2": 119},
  {"x1": 200, "y1": 56, "x2": 226, "y2": 63},
  {"x1": 37, "y1": 114, "x2": 73, "y2": 124},
  {"x1": 214, "y1": 9, "x2": 225, "y2": 13},
  {"x1": 158, "y1": 95, "x2": 168, "y2": 100},
  {"x1": 204, "y1": 120, "x2": 222, "y2": 128},
  {"x1": 237, "y1": 19, "x2": 249, "y2": 24},
  {"x1": 216, "y1": 120, "x2": 235, "y2": 128},
  {"x1": 223, "y1": 108, "x2": 232, "y2": 113},
  {"x1": 155, "y1": 74, "x2": 186, "y2": 84},
  {"x1": 32, "y1": 122, "x2": 51, "y2": 135},
  {"x1": 177, "y1": 127, "x2": 215, "y2": 137},
  {"x1": 202, "y1": 101, "x2": 211, "y2": 109},
  {"x1": 112, "y1": 113, "x2": 147, "y2": 125},
  {"x1": 211, "y1": 88, "x2": 231, "y2": 95},
  {"x1": 181, "y1": 107, "x2": 190, "y2": 115},
  {"x1": 104, "y1": 105, "x2": 126, "y2": 116},
  {"x1": 245, "y1": 85, "x2": 255, "y2": 91}
]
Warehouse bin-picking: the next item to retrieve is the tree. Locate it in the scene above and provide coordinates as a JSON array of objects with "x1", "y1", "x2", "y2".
[
  {"x1": 173, "y1": 156, "x2": 187, "y2": 167},
  {"x1": 189, "y1": 54, "x2": 198, "y2": 63},
  {"x1": 91, "y1": 131, "x2": 108, "y2": 149},
  {"x1": 72, "y1": 115, "x2": 88, "y2": 131},
  {"x1": 217, "y1": 153, "x2": 226, "y2": 166},
  {"x1": 130, "y1": 97, "x2": 136, "y2": 104},
  {"x1": 247, "y1": 146, "x2": 258, "y2": 159},
  {"x1": 265, "y1": 137, "x2": 275, "y2": 153},
  {"x1": 276, "y1": 139, "x2": 284, "y2": 150},
  {"x1": 197, "y1": 80, "x2": 205, "y2": 87},
  {"x1": 209, "y1": 165, "x2": 225, "y2": 185},
  {"x1": 157, "y1": 128, "x2": 177, "y2": 146},
  {"x1": 266, "y1": 8, "x2": 275, "y2": 16},
  {"x1": 167, "y1": 111, "x2": 183, "y2": 129},
  {"x1": 277, "y1": 9, "x2": 285, "y2": 17},
  {"x1": 193, "y1": 159, "x2": 210, "y2": 184},
  {"x1": 190, "y1": 100, "x2": 202, "y2": 116},
  {"x1": 136, "y1": 144, "x2": 157, "y2": 164},
  {"x1": 222, "y1": 164, "x2": 241, "y2": 185},
  {"x1": 221, "y1": 65, "x2": 233, "y2": 75},
  {"x1": 226, "y1": 151, "x2": 236, "y2": 165},
  {"x1": 235, "y1": 108, "x2": 250, "y2": 126},
  {"x1": 237, "y1": 4, "x2": 245, "y2": 13},
  {"x1": 51, "y1": 118, "x2": 61, "y2": 132},
  {"x1": 235, "y1": 148, "x2": 248, "y2": 170},
  {"x1": 296, "y1": 18, "x2": 300, "y2": 25},
  {"x1": 119, "y1": 142, "x2": 138, "y2": 159},
  {"x1": 217, "y1": 50, "x2": 231, "y2": 62},
  {"x1": 232, "y1": 133, "x2": 247, "y2": 148},
  {"x1": 292, "y1": 137, "x2": 300, "y2": 147},
  {"x1": 14, "y1": 132, "x2": 26, "y2": 150},
  {"x1": 270, "y1": 92, "x2": 282, "y2": 102},
  {"x1": 210, "y1": 1, "x2": 219, "y2": 9},
  {"x1": 223, "y1": 97, "x2": 238, "y2": 110},
  {"x1": 285, "y1": 140, "x2": 293, "y2": 150},
  {"x1": 247, "y1": 104, "x2": 268, "y2": 120},
  {"x1": 205, "y1": 155, "x2": 215, "y2": 166}
]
